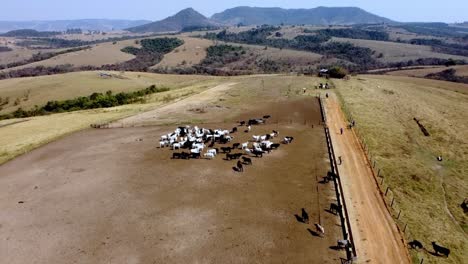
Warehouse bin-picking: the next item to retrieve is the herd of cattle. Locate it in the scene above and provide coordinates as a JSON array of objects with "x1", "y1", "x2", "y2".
[{"x1": 158, "y1": 116, "x2": 294, "y2": 171}]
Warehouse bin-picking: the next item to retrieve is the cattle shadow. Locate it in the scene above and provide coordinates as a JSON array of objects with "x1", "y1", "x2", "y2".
[
  {"x1": 325, "y1": 209, "x2": 337, "y2": 215},
  {"x1": 329, "y1": 245, "x2": 343, "y2": 251},
  {"x1": 294, "y1": 214, "x2": 305, "y2": 223},
  {"x1": 427, "y1": 251, "x2": 444, "y2": 257},
  {"x1": 232, "y1": 167, "x2": 240, "y2": 172},
  {"x1": 307, "y1": 228, "x2": 321, "y2": 237}
]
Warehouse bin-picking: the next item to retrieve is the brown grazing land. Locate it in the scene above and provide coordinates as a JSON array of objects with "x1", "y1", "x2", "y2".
[{"x1": 0, "y1": 96, "x2": 346, "y2": 263}]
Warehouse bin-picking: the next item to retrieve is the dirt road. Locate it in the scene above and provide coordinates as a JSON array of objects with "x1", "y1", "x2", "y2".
[
  {"x1": 112, "y1": 82, "x2": 237, "y2": 127},
  {"x1": 324, "y1": 93, "x2": 411, "y2": 263}
]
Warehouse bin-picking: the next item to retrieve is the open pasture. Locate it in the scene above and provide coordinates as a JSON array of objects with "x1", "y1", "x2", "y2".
[
  {"x1": 333, "y1": 75, "x2": 468, "y2": 263},
  {"x1": 0, "y1": 81, "x2": 345, "y2": 263}
]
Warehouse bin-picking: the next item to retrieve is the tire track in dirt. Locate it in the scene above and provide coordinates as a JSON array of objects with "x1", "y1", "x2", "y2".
[
  {"x1": 324, "y1": 93, "x2": 411, "y2": 264},
  {"x1": 111, "y1": 82, "x2": 237, "y2": 127}
]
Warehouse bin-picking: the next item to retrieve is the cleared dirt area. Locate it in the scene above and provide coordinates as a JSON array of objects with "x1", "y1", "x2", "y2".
[
  {"x1": 0, "y1": 96, "x2": 345, "y2": 263},
  {"x1": 331, "y1": 37, "x2": 468, "y2": 63}
]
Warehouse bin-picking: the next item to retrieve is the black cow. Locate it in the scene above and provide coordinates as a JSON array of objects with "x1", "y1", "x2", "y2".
[
  {"x1": 252, "y1": 150, "x2": 263, "y2": 158},
  {"x1": 239, "y1": 121, "x2": 246, "y2": 126},
  {"x1": 242, "y1": 156, "x2": 252, "y2": 165},
  {"x1": 231, "y1": 127, "x2": 238, "y2": 133},
  {"x1": 409, "y1": 240, "x2": 423, "y2": 250},
  {"x1": 301, "y1": 208, "x2": 309, "y2": 224},
  {"x1": 191, "y1": 152, "x2": 201, "y2": 159},
  {"x1": 232, "y1": 143, "x2": 241, "y2": 149},
  {"x1": 226, "y1": 153, "x2": 243, "y2": 160},
  {"x1": 432, "y1": 242, "x2": 450, "y2": 257},
  {"x1": 263, "y1": 115, "x2": 271, "y2": 119},
  {"x1": 221, "y1": 147, "x2": 232, "y2": 153},
  {"x1": 237, "y1": 161, "x2": 244, "y2": 172},
  {"x1": 180, "y1": 152, "x2": 190, "y2": 160},
  {"x1": 329, "y1": 203, "x2": 341, "y2": 215},
  {"x1": 270, "y1": 143, "x2": 280, "y2": 149}
]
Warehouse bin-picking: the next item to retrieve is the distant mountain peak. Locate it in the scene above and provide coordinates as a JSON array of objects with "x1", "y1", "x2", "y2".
[
  {"x1": 127, "y1": 8, "x2": 219, "y2": 33},
  {"x1": 211, "y1": 6, "x2": 394, "y2": 26}
]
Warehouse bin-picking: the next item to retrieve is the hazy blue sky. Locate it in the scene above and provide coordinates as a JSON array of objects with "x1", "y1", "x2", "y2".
[{"x1": 1, "y1": 0, "x2": 467, "y2": 23}]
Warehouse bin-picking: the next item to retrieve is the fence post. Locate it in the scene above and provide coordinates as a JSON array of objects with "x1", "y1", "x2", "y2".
[
  {"x1": 397, "y1": 210, "x2": 401, "y2": 219},
  {"x1": 403, "y1": 223, "x2": 407, "y2": 233},
  {"x1": 385, "y1": 187, "x2": 389, "y2": 196},
  {"x1": 381, "y1": 178, "x2": 384, "y2": 185},
  {"x1": 391, "y1": 198, "x2": 395, "y2": 207},
  {"x1": 377, "y1": 169, "x2": 381, "y2": 177}
]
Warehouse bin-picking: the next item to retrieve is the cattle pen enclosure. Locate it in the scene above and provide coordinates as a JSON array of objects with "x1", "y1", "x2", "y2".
[{"x1": 0, "y1": 77, "x2": 349, "y2": 263}]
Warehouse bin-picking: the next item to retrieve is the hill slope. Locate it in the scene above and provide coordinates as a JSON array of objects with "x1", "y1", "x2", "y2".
[
  {"x1": 127, "y1": 8, "x2": 219, "y2": 33},
  {"x1": 212, "y1": 6, "x2": 394, "y2": 26},
  {"x1": 0, "y1": 19, "x2": 151, "y2": 33}
]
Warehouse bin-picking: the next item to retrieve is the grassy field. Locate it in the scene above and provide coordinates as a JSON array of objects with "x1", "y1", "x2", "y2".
[
  {"x1": 332, "y1": 37, "x2": 468, "y2": 63},
  {"x1": 0, "y1": 36, "x2": 66, "y2": 65},
  {"x1": 154, "y1": 37, "x2": 213, "y2": 68},
  {"x1": 333, "y1": 75, "x2": 468, "y2": 263},
  {"x1": 1, "y1": 39, "x2": 140, "y2": 72},
  {"x1": 387, "y1": 65, "x2": 468, "y2": 78},
  {"x1": 0, "y1": 71, "x2": 218, "y2": 114},
  {"x1": 0, "y1": 77, "x2": 223, "y2": 165}
]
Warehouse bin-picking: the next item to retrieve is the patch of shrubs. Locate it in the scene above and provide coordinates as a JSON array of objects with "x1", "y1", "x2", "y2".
[
  {"x1": 202, "y1": 26, "x2": 379, "y2": 69},
  {"x1": 327, "y1": 66, "x2": 348, "y2": 78},
  {"x1": 0, "y1": 46, "x2": 13, "y2": 52},
  {"x1": 0, "y1": 46, "x2": 91, "y2": 70},
  {"x1": 308, "y1": 28, "x2": 390, "y2": 41},
  {"x1": 1, "y1": 29, "x2": 61, "y2": 37},
  {"x1": 425, "y1": 68, "x2": 468, "y2": 84},
  {"x1": 121, "y1": 38, "x2": 184, "y2": 56},
  {"x1": 0, "y1": 85, "x2": 170, "y2": 120},
  {"x1": 409, "y1": 38, "x2": 468, "y2": 57},
  {"x1": 0, "y1": 64, "x2": 75, "y2": 80},
  {"x1": 200, "y1": 45, "x2": 246, "y2": 67}
]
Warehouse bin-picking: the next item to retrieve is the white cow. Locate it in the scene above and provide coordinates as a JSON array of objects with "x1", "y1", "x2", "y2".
[{"x1": 204, "y1": 152, "x2": 215, "y2": 159}]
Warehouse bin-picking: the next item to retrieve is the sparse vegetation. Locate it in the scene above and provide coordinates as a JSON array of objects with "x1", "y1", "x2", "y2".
[
  {"x1": 335, "y1": 75, "x2": 468, "y2": 263},
  {"x1": 1, "y1": 85, "x2": 170, "y2": 120},
  {"x1": 0, "y1": 46, "x2": 91, "y2": 70},
  {"x1": 0, "y1": 46, "x2": 13, "y2": 52},
  {"x1": 425, "y1": 68, "x2": 468, "y2": 84}
]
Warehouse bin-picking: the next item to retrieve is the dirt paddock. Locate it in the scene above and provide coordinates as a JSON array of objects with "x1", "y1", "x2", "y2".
[{"x1": 0, "y1": 98, "x2": 345, "y2": 263}]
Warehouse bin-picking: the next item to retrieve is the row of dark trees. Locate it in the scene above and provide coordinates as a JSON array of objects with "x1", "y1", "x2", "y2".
[
  {"x1": 0, "y1": 46, "x2": 91, "y2": 70},
  {"x1": 0, "y1": 46, "x2": 13, "y2": 52},
  {"x1": 425, "y1": 68, "x2": 468, "y2": 84},
  {"x1": 1, "y1": 85, "x2": 170, "y2": 120}
]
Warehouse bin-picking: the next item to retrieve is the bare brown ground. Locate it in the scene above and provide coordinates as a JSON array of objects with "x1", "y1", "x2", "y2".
[
  {"x1": 324, "y1": 93, "x2": 411, "y2": 263},
  {"x1": 0, "y1": 97, "x2": 345, "y2": 263}
]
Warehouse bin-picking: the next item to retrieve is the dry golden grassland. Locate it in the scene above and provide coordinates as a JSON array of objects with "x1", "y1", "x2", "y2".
[
  {"x1": 331, "y1": 37, "x2": 468, "y2": 63},
  {"x1": 153, "y1": 37, "x2": 213, "y2": 68},
  {"x1": 0, "y1": 71, "x2": 217, "y2": 114},
  {"x1": 334, "y1": 75, "x2": 468, "y2": 264},
  {"x1": 387, "y1": 65, "x2": 468, "y2": 78},
  {"x1": 0, "y1": 76, "x2": 224, "y2": 165},
  {"x1": 1, "y1": 39, "x2": 140, "y2": 72}
]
